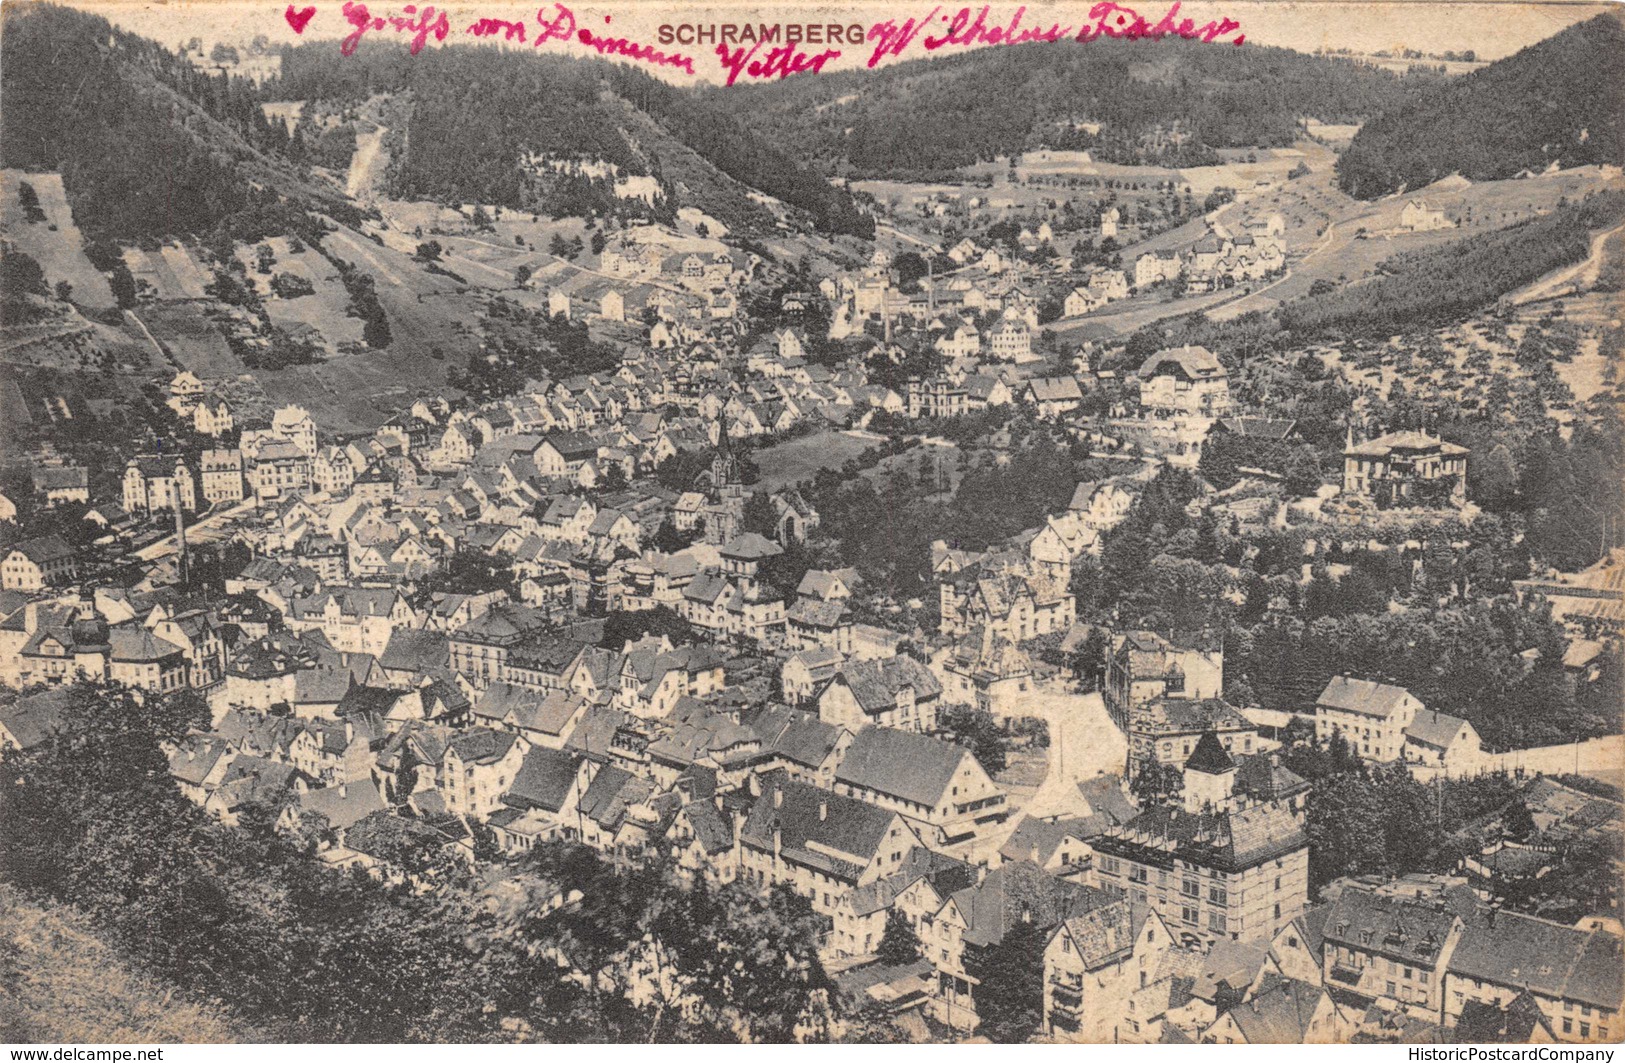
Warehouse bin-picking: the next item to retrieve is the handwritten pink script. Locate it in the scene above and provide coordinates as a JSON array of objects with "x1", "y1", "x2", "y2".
[{"x1": 331, "y1": 1, "x2": 1244, "y2": 79}]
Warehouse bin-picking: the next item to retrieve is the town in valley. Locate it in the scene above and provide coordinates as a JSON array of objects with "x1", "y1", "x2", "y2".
[{"x1": 0, "y1": 0, "x2": 1622, "y2": 1046}]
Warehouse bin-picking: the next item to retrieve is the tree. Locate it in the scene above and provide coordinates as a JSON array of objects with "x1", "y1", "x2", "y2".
[
  {"x1": 742, "y1": 491, "x2": 779, "y2": 539},
  {"x1": 414, "y1": 240, "x2": 443, "y2": 263},
  {"x1": 963, "y1": 919, "x2": 1048, "y2": 1042},
  {"x1": 938, "y1": 704, "x2": 1009, "y2": 776},
  {"x1": 1502, "y1": 796, "x2": 1536, "y2": 841},
  {"x1": 549, "y1": 234, "x2": 572, "y2": 258},
  {"x1": 209, "y1": 42, "x2": 239, "y2": 64},
  {"x1": 53, "y1": 280, "x2": 72, "y2": 302},
  {"x1": 876, "y1": 908, "x2": 921, "y2": 966},
  {"x1": 515, "y1": 264, "x2": 533, "y2": 287}
]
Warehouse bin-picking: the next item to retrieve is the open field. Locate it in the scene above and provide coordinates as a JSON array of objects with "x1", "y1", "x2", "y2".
[
  {"x1": 0, "y1": 170, "x2": 116, "y2": 309},
  {"x1": 140, "y1": 303, "x2": 240, "y2": 378},
  {"x1": 235, "y1": 237, "x2": 363, "y2": 353},
  {"x1": 123, "y1": 241, "x2": 213, "y2": 301},
  {"x1": 754, "y1": 429, "x2": 880, "y2": 491}
]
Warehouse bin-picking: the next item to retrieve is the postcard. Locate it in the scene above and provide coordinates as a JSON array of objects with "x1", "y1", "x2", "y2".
[{"x1": 0, "y1": 0, "x2": 1621, "y2": 1047}]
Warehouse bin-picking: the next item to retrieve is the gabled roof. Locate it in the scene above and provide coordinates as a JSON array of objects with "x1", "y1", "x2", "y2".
[
  {"x1": 953, "y1": 859, "x2": 1113, "y2": 948},
  {"x1": 297, "y1": 779, "x2": 386, "y2": 831},
  {"x1": 750, "y1": 705, "x2": 844, "y2": 770},
  {"x1": 1316, "y1": 676, "x2": 1418, "y2": 719},
  {"x1": 1404, "y1": 710, "x2": 1473, "y2": 751},
  {"x1": 829, "y1": 655, "x2": 942, "y2": 715},
  {"x1": 835, "y1": 725, "x2": 973, "y2": 808},
  {"x1": 739, "y1": 771, "x2": 900, "y2": 883},
  {"x1": 1139, "y1": 345, "x2": 1226, "y2": 381},
  {"x1": 1185, "y1": 730, "x2": 1235, "y2": 774},
  {"x1": 504, "y1": 746, "x2": 583, "y2": 813}
]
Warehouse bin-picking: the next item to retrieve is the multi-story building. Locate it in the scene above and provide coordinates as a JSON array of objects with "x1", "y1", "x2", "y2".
[
  {"x1": 815, "y1": 654, "x2": 942, "y2": 733},
  {"x1": 737, "y1": 771, "x2": 923, "y2": 927},
  {"x1": 1103, "y1": 630, "x2": 1224, "y2": 729},
  {"x1": 1128, "y1": 696, "x2": 1257, "y2": 774},
  {"x1": 1137, "y1": 346, "x2": 1233, "y2": 419},
  {"x1": 1342, "y1": 429, "x2": 1469, "y2": 509},
  {"x1": 249, "y1": 441, "x2": 312, "y2": 502},
  {"x1": 832, "y1": 725, "x2": 1007, "y2": 847},
  {"x1": 1091, "y1": 787, "x2": 1309, "y2": 946},
  {"x1": 1314, "y1": 676, "x2": 1422, "y2": 763},
  {"x1": 1, "y1": 535, "x2": 77, "y2": 592},
  {"x1": 123, "y1": 455, "x2": 196, "y2": 514},
  {"x1": 200, "y1": 449, "x2": 245, "y2": 506}
]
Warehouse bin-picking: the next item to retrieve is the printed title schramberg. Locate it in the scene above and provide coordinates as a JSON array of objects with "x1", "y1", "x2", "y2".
[{"x1": 657, "y1": 22, "x2": 868, "y2": 45}]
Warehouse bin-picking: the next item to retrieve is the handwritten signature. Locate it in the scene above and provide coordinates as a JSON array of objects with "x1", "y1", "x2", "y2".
[
  {"x1": 869, "y1": 2, "x2": 1243, "y2": 66},
  {"x1": 332, "y1": 1, "x2": 1242, "y2": 82}
]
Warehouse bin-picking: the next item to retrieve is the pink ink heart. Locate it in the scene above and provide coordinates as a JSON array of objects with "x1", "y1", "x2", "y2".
[{"x1": 285, "y1": 5, "x2": 316, "y2": 33}]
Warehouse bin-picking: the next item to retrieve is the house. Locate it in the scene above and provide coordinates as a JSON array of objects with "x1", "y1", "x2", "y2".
[
  {"x1": 833, "y1": 725, "x2": 1007, "y2": 847},
  {"x1": 200, "y1": 449, "x2": 245, "y2": 506},
  {"x1": 1202, "y1": 977, "x2": 1348, "y2": 1043},
  {"x1": 1, "y1": 535, "x2": 77, "y2": 592},
  {"x1": 1402, "y1": 710, "x2": 1482, "y2": 773},
  {"x1": 472, "y1": 682, "x2": 587, "y2": 749},
  {"x1": 31, "y1": 465, "x2": 89, "y2": 506},
  {"x1": 1025, "y1": 376, "x2": 1084, "y2": 419},
  {"x1": 1342, "y1": 430, "x2": 1469, "y2": 509},
  {"x1": 781, "y1": 647, "x2": 844, "y2": 705},
  {"x1": 1138, "y1": 346, "x2": 1233, "y2": 419},
  {"x1": 1319, "y1": 887, "x2": 1464, "y2": 1019},
  {"x1": 490, "y1": 746, "x2": 594, "y2": 852},
  {"x1": 1128, "y1": 698, "x2": 1258, "y2": 775},
  {"x1": 193, "y1": 394, "x2": 234, "y2": 437},
  {"x1": 737, "y1": 771, "x2": 924, "y2": 927},
  {"x1": 438, "y1": 727, "x2": 527, "y2": 819},
  {"x1": 1044, "y1": 905, "x2": 1175, "y2": 1041},
  {"x1": 0, "y1": 687, "x2": 71, "y2": 751},
  {"x1": 1444, "y1": 908, "x2": 1623, "y2": 1042},
  {"x1": 927, "y1": 859, "x2": 1115, "y2": 1031},
  {"x1": 1314, "y1": 676, "x2": 1423, "y2": 763},
  {"x1": 124, "y1": 455, "x2": 196, "y2": 514},
  {"x1": 1134, "y1": 250, "x2": 1182, "y2": 288},
  {"x1": 1103, "y1": 630, "x2": 1224, "y2": 729},
  {"x1": 1400, "y1": 200, "x2": 1451, "y2": 232},
  {"x1": 986, "y1": 320, "x2": 1032, "y2": 363},
  {"x1": 816, "y1": 655, "x2": 942, "y2": 732},
  {"x1": 282, "y1": 778, "x2": 388, "y2": 844},
  {"x1": 748, "y1": 705, "x2": 852, "y2": 789}
]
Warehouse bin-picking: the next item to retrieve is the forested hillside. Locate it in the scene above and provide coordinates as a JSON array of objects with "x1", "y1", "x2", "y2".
[
  {"x1": 709, "y1": 39, "x2": 1436, "y2": 179},
  {"x1": 271, "y1": 45, "x2": 873, "y2": 237},
  {"x1": 1337, "y1": 13, "x2": 1625, "y2": 198},
  {"x1": 0, "y1": 3, "x2": 360, "y2": 240}
]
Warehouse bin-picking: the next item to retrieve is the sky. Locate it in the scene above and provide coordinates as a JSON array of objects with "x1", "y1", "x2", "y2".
[{"x1": 71, "y1": 0, "x2": 1619, "y2": 85}]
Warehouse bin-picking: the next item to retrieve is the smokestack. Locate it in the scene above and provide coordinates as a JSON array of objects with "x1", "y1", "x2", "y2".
[
  {"x1": 773, "y1": 787, "x2": 783, "y2": 809},
  {"x1": 173, "y1": 478, "x2": 188, "y2": 589},
  {"x1": 819, "y1": 800, "x2": 827, "y2": 822}
]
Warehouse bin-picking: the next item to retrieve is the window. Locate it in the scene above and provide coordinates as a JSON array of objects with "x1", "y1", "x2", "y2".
[
  {"x1": 1420, "y1": 971, "x2": 1429, "y2": 985},
  {"x1": 1182, "y1": 907, "x2": 1198, "y2": 925},
  {"x1": 1387, "y1": 981, "x2": 1397, "y2": 996},
  {"x1": 1183, "y1": 879, "x2": 1199, "y2": 898},
  {"x1": 1208, "y1": 912, "x2": 1226, "y2": 933},
  {"x1": 1563, "y1": 1019, "x2": 1573, "y2": 1035},
  {"x1": 1209, "y1": 886, "x2": 1227, "y2": 905}
]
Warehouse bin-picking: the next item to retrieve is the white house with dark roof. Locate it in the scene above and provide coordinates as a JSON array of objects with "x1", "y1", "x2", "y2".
[
  {"x1": 833, "y1": 725, "x2": 1007, "y2": 847},
  {"x1": 815, "y1": 654, "x2": 942, "y2": 732},
  {"x1": 1314, "y1": 676, "x2": 1423, "y2": 763},
  {"x1": 737, "y1": 771, "x2": 923, "y2": 929}
]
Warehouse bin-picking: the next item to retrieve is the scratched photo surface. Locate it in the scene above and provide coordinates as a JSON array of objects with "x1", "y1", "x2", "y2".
[{"x1": 0, "y1": 0, "x2": 1622, "y2": 1046}]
